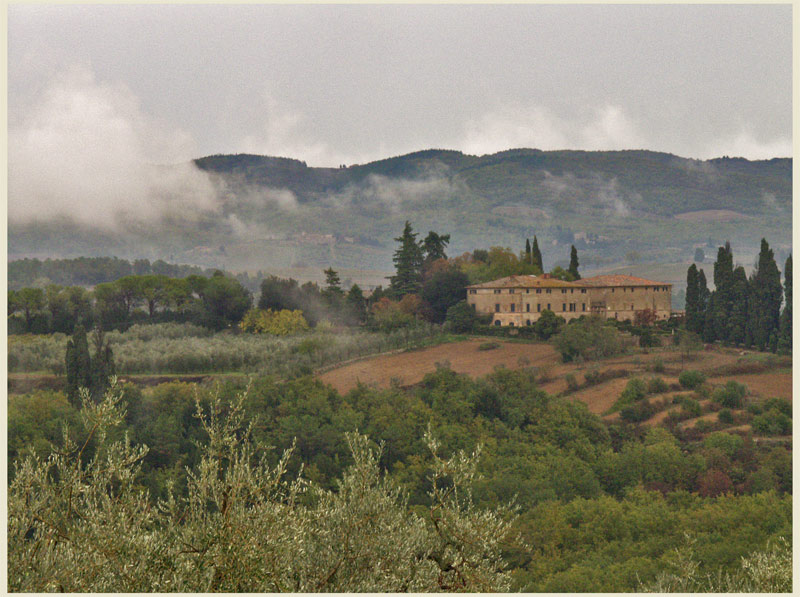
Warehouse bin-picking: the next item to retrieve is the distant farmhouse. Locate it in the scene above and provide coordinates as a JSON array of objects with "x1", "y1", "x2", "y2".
[{"x1": 467, "y1": 274, "x2": 672, "y2": 327}]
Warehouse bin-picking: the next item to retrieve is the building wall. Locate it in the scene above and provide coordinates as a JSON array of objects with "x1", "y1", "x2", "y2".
[{"x1": 467, "y1": 284, "x2": 671, "y2": 326}]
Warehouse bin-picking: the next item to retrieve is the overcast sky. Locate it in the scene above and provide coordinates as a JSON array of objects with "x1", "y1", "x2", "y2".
[{"x1": 9, "y1": 3, "x2": 792, "y2": 170}]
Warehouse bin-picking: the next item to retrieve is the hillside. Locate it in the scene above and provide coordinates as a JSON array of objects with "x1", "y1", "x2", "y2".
[{"x1": 9, "y1": 148, "x2": 792, "y2": 276}]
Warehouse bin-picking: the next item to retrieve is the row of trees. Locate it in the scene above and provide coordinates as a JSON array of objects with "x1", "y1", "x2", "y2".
[
  {"x1": 685, "y1": 239, "x2": 791, "y2": 353},
  {"x1": 8, "y1": 271, "x2": 253, "y2": 334}
]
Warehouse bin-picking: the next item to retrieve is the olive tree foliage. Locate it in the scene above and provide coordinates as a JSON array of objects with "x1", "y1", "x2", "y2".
[
  {"x1": 642, "y1": 535, "x2": 791, "y2": 593},
  {"x1": 9, "y1": 382, "x2": 516, "y2": 592}
]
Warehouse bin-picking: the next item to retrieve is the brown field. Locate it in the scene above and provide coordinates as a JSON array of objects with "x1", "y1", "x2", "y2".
[
  {"x1": 316, "y1": 339, "x2": 792, "y2": 436},
  {"x1": 317, "y1": 339, "x2": 561, "y2": 394},
  {"x1": 674, "y1": 209, "x2": 753, "y2": 222}
]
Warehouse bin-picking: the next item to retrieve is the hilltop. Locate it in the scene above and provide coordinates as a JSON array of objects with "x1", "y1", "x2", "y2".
[{"x1": 9, "y1": 148, "x2": 791, "y2": 278}]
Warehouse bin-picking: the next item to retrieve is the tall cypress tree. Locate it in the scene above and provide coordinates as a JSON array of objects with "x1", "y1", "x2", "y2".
[
  {"x1": 711, "y1": 242, "x2": 734, "y2": 343},
  {"x1": 65, "y1": 324, "x2": 91, "y2": 406},
  {"x1": 728, "y1": 266, "x2": 750, "y2": 346},
  {"x1": 531, "y1": 236, "x2": 544, "y2": 273},
  {"x1": 568, "y1": 245, "x2": 580, "y2": 280},
  {"x1": 697, "y1": 269, "x2": 710, "y2": 315},
  {"x1": 525, "y1": 239, "x2": 531, "y2": 263},
  {"x1": 777, "y1": 255, "x2": 792, "y2": 354},
  {"x1": 90, "y1": 327, "x2": 114, "y2": 401},
  {"x1": 389, "y1": 221, "x2": 424, "y2": 298},
  {"x1": 749, "y1": 238, "x2": 783, "y2": 352},
  {"x1": 685, "y1": 264, "x2": 701, "y2": 333}
]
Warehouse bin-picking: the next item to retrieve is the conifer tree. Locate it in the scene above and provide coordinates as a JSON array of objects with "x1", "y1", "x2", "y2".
[
  {"x1": 421, "y1": 231, "x2": 450, "y2": 267},
  {"x1": 568, "y1": 245, "x2": 581, "y2": 280},
  {"x1": 65, "y1": 325, "x2": 92, "y2": 406},
  {"x1": 777, "y1": 255, "x2": 792, "y2": 354},
  {"x1": 525, "y1": 238, "x2": 531, "y2": 263},
  {"x1": 531, "y1": 236, "x2": 544, "y2": 273},
  {"x1": 685, "y1": 264, "x2": 701, "y2": 333},
  {"x1": 749, "y1": 239, "x2": 783, "y2": 352},
  {"x1": 711, "y1": 242, "x2": 734, "y2": 343},
  {"x1": 90, "y1": 327, "x2": 114, "y2": 401},
  {"x1": 728, "y1": 266, "x2": 750, "y2": 346},
  {"x1": 346, "y1": 284, "x2": 367, "y2": 323},
  {"x1": 389, "y1": 221, "x2": 424, "y2": 298},
  {"x1": 322, "y1": 267, "x2": 344, "y2": 302}
]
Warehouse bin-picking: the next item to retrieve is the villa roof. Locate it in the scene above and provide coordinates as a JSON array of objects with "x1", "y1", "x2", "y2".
[
  {"x1": 467, "y1": 273, "x2": 671, "y2": 289},
  {"x1": 573, "y1": 274, "x2": 672, "y2": 287},
  {"x1": 466, "y1": 275, "x2": 580, "y2": 289}
]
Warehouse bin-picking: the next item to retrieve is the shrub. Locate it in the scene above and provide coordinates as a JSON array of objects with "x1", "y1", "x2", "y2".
[
  {"x1": 478, "y1": 342, "x2": 500, "y2": 351},
  {"x1": 712, "y1": 381, "x2": 747, "y2": 409},
  {"x1": 763, "y1": 397, "x2": 791, "y2": 417},
  {"x1": 678, "y1": 370, "x2": 706, "y2": 389},
  {"x1": 694, "y1": 419, "x2": 713, "y2": 432},
  {"x1": 552, "y1": 316, "x2": 624, "y2": 362},
  {"x1": 647, "y1": 377, "x2": 669, "y2": 395},
  {"x1": 680, "y1": 398, "x2": 702, "y2": 418},
  {"x1": 565, "y1": 373, "x2": 579, "y2": 392},
  {"x1": 650, "y1": 357, "x2": 665, "y2": 373},
  {"x1": 618, "y1": 377, "x2": 648, "y2": 406},
  {"x1": 620, "y1": 399, "x2": 658, "y2": 423},
  {"x1": 752, "y1": 409, "x2": 792, "y2": 436},
  {"x1": 704, "y1": 432, "x2": 744, "y2": 458},
  {"x1": 444, "y1": 301, "x2": 479, "y2": 333},
  {"x1": 717, "y1": 408, "x2": 734, "y2": 424}
]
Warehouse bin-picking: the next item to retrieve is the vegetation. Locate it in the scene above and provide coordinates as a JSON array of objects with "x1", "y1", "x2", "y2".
[
  {"x1": 685, "y1": 239, "x2": 789, "y2": 353},
  {"x1": 552, "y1": 315, "x2": 625, "y2": 362}
]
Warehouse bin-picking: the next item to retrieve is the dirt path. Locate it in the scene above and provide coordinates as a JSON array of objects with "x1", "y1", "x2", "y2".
[{"x1": 317, "y1": 339, "x2": 560, "y2": 394}]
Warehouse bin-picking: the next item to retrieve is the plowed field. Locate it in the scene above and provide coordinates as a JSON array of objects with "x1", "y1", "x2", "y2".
[{"x1": 317, "y1": 339, "x2": 560, "y2": 394}]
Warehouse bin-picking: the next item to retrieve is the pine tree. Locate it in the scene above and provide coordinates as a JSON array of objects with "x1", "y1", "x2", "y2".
[
  {"x1": 777, "y1": 255, "x2": 792, "y2": 354},
  {"x1": 389, "y1": 221, "x2": 424, "y2": 298},
  {"x1": 531, "y1": 236, "x2": 544, "y2": 273},
  {"x1": 346, "y1": 284, "x2": 367, "y2": 323},
  {"x1": 322, "y1": 267, "x2": 344, "y2": 305},
  {"x1": 750, "y1": 239, "x2": 783, "y2": 352},
  {"x1": 421, "y1": 231, "x2": 450, "y2": 266},
  {"x1": 568, "y1": 245, "x2": 580, "y2": 280}
]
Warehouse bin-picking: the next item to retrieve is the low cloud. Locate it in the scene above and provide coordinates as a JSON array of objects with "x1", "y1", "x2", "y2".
[
  {"x1": 8, "y1": 65, "x2": 220, "y2": 228},
  {"x1": 459, "y1": 104, "x2": 645, "y2": 155},
  {"x1": 323, "y1": 169, "x2": 462, "y2": 214},
  {"x1": 701, "y1": 131, "x2": 792, "y2": 160}
]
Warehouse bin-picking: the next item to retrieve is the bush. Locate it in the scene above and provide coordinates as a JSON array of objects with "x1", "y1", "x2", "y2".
[
  {"x1": 552, "y1": 316, "x2": 624, "y2": 362},
  {"x1": 752, "y1": 409, "x2": 792, "y2": 436},
  {"x1": 647, "y1": 377, "x2": 669, "y2": 394},
  {"x1": 704, "y1": 432, "x2": 744, "y2": 458},
  {"x1": 762, "y1": 397, "x2": 791, "y2": 417},
  {"x1": 712, "y1": 381, "x2": 747, "y2": 409},
  {"x1": 619, "y1": 378, "x2": 647, "y2": 405},
  {"x1": 565, "y1": 373, "x2": 579, "y2": 392},
  {"x1": 478, "y1": 342, "x2": 500, "y2": 351},
  {"x1": 650, "y1": 357, "x2": 665, "y2": 373},
  {"x1": 680, "y1": 398, "x2": 702, "y2": 418},
  {"x1": 717, "y1": 408, "x2": 734, "y2": 424},
  {"x1": 678, "y1": 370, "x2": 706, "y2": 389},
  {"x1": 445, "y1": 300, "x2": 479, "y2": 333},
  {"x1": 620, "y1": 399, "x2": 658, "y2": 423}
]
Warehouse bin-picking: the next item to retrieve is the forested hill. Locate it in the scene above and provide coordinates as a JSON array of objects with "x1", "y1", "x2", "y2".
[
  {"x1": 194, "y1": 149, "x2": 791, "y2": 217},
  {"x1": 9, "y1": 148, "x2": 791, "y2": 275}
]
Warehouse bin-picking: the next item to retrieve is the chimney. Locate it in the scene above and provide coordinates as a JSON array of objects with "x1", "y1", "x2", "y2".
[{"x1": 541, "y1": 273, "x2": 552, "y2": 279}]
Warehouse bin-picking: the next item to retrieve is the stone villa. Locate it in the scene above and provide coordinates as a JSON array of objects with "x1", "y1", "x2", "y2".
[{"x1": 466, "y1": 273, "x2": 672, "y2": 326}]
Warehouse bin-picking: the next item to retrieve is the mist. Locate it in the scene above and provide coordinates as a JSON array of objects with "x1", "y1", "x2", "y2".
[{"x1": 8, "y1": 66, "x2": 220, "y2": 228}]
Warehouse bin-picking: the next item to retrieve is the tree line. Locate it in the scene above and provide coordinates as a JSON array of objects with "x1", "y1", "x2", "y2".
[{"x1": 684, "y1": 239, "x2": 791, "y2": 353}]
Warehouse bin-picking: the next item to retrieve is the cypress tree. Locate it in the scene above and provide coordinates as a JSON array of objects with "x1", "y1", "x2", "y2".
[
  {"x1": 90, "y1": 327, "x2": 114, "y2": 401},
  {"x1": 531, "y1": 236, "x2": 544, "y2": 273},
  {"x1": 712, "y1": 242, "x2": 734, "y2": 343},
  {"x1": 777, "y1": 255, "x2": 792, "y2": 354},
  {"x1": 389, "y1": 221, "x2": 424, "y2": 298},
  {"x1": 685, "y1": 264, "x2": 700, "y2": 333},
  {"x1": 568, "y1": 245, "x2": 580, "y2": 280},
  {"x1": 65, "y1": 324, "x2": 91, "y2": 406},
  {"x1": 728, "y1": 266, "x2": 750, "y2": 346},
  {"x1": 525, "y1": 239, "x2": 531, "y2": 263},
  {"x1": 750, "y1": 239, "x2": 783, "y2": 351}
]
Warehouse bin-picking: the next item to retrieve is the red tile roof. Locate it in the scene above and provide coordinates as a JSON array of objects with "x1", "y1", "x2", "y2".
[
  {"x1": 574, "y1": 274, "x2": 672, "y2": 287},
  {"x1": 467, "y1": 275, "x2": 580, "y2": 289}
]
